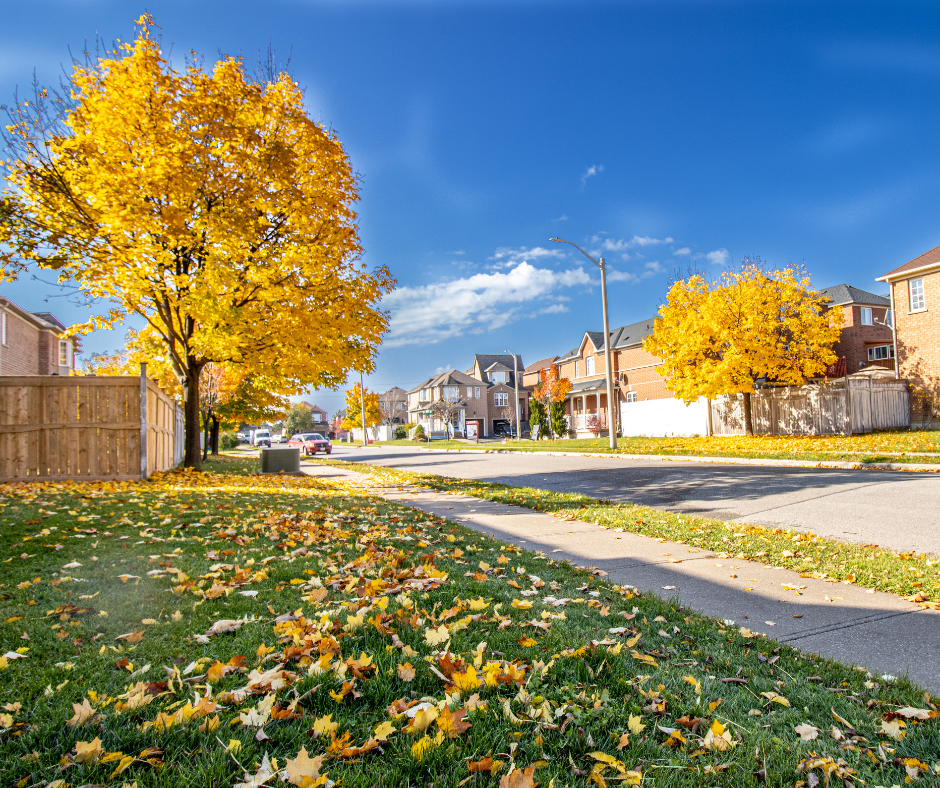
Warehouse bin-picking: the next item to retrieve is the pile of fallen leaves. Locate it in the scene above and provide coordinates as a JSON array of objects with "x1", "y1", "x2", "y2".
[{"x1": 0, "y1": 463, "x2": 938, "y2": 787}]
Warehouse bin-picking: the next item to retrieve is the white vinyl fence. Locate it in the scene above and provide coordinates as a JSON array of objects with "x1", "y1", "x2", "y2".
[
  {"x1": 710, "y1": 377, "x2": 909, "y2": 436},
  {"x1": 619, "y1": 397, "x2": 709, "y2": 437}
]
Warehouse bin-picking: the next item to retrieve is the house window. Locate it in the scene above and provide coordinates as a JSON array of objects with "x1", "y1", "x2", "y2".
[
  {"x1": 860, "y1": 307, "x2": 873, "y2": 325},
  {"x1": 910, "y1": 278, "x2": 926, "y2": 311},
  {"x1": 575, "y1": 361, "x2": 580, "y2": 378},
  {"x1": 398, "y1": 402, "x2": 406, "y2": 410},
  {"x1": 443, "y1": 386, "x2": 459, "y2": 400},
  {"x1": 474, "y1": 386, "x2": 480, "y2": 399},
  {"x1": 886, "y1": 309, "x2": 893, "y2": 327},
  {"x1": 586, "y1": 356, "x2": 595, "y2": 375},
  {"x1": 867, "y1": 345, "x2": 895, "y2": 361},
  {"x1": 494, "y1": 392, "x2": 509, "y2": 407},
  {"x1": 624, "y1": 391, "x2": 638, "y2": 403},
  {"x1": 59, "y1": 340, "x2": 70, "y2": 367},
  {"x1": 467, "y1": 386, "x2": 473, "y2": 398},
  {"x1": 312, "y1": 412, "x2": 322, "y2": 422}
]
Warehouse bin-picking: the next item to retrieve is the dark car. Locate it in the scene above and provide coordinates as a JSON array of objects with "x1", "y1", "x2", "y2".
[
  {"x1": 287, "y1": 432, "x2": 332, "y2": 456},
  {"x1": 493, "y1": 423, "x2": 515, "y2": 438}
]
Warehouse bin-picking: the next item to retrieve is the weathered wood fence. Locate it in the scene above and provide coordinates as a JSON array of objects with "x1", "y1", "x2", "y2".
[
  {"x1": 710, "y1": 377, "x2": 910, "y2": 436},
  {"x1": 0, "y1": 370, "x2": 182, "y2": 483}
]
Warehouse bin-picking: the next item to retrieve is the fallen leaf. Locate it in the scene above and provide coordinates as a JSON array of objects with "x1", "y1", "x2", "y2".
[
  {"x1": 397, "y1": 663, "x2": 416, "y2": 682},
  {"x1": 285, "y1": 746, "x2": 325, "y2": 787},
  {"x1": 795, "y1": 723, "x2": 819, "y2": 741}
]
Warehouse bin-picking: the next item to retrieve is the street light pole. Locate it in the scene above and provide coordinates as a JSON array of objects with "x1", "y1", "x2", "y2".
[
  {"x1": 505, "y1": 350, "x2": 521, "y2": 440},
  {"x1": 549, "y1": 237, "x2": 618, "y2": 450}
]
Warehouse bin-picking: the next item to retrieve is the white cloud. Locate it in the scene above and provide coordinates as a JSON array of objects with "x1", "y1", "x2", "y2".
[
  {"x1": 383, "y1": 261, "x2": 592, "y2": 347},
  {"x1": 644, "y1": 260, "x2": 664, "y2": 274},
  {"x1": 581, "y1": 164, "x2": 604, "y2": 186},
  {"x1": 554, "y1": 214, "x2": 569, "y2": 222},
  {"x1": 705, "y1": 248, "x2": 731, "y2": 266},
  {"x1": 606, "y1": 269, "x2": 638, "y2": 283},
  {"x1": 596, "y1": 235, "x2": 674, "y2": 254},
  {"x1": 537, "y1": 303, "x2": 568, "y2": 315},
  {"x1": 450, "y1": 250, "x2": 465, "y2": 255},
  {"x1": 674, "y1": 247, "x2": 691, "y2": 256},
  {"x1": 488, "y1": 245, "x2": 566, "y2": 270}
]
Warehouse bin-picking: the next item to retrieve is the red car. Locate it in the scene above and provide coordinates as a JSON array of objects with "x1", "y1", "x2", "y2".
[{"x1": 288, "y1": 433, "x2": 332, "y2": 456}]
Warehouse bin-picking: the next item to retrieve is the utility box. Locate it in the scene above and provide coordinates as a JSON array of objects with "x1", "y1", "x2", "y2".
[{"x1": 259, "y1": 447, "x2": 300, "y2": 475}]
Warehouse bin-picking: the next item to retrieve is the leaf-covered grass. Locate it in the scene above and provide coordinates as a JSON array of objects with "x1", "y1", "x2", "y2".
[
  {"x1": 320, "y1": 460, "x2": 940, "y2": 605},
  {"x1": 426, "y1": 432, "x2": 940, "y2": 465},
  {"x1": 0, "y1": 463, "x2": 938, "y2": 788}
]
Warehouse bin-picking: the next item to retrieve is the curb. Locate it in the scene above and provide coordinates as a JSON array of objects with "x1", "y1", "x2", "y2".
[{"x1": 412, "y1": 446, "x2": 940, "y2": 473}]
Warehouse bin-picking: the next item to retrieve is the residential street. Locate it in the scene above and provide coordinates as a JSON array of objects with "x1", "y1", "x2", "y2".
[{"x1": 330, "y1": 445, "x2": 940, "y2": 556}]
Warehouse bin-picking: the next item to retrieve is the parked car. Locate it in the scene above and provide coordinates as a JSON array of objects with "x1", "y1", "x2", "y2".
[
  {"x1": 236, "y1": 431, "x2": 249, "y2": 443},
  {"x1": 276, "y1": 433, "x2": 290, "y2": 444},
  {"x1": 287, "y1": 433, "x2": 332, "y2": 456},
  {"x1": 252, "y1": 429, "x2": 271, "y2": 448},
  {"x1": 493, "y1": 423, "x2": 515, "y2": 438}
]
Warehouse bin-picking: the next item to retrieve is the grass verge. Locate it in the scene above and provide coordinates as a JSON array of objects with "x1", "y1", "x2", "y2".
[
  {"x1": 405, "y1": 433, "x2": 940, "y2": 465},
  {"x1": 1, "y1": 456, "x2": 938, "y2": 788},
  {"x1": 317, "y1": 460, "x2": 940, "y2": 606}
]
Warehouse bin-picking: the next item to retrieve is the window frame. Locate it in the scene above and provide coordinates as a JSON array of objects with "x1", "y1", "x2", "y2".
[
  {"x1": 886, "y1": 309, "x2": 893, "y2": 327},
  {"x1": 586, "y1": 356, "x2": 595, "y2": 376},
  {"x1": 58, "y1": 340, "x2": 70, "y2": 367},
  {"x1": 867, "y1": 345, "x2": 895, "y2": 361},
  {"x1": 860, "y1": 307, "x2": 873, "y2": 326},
  {"x1": 910, "y1": 277, "x2": 926, "y2": 312},
  {"x1": 474, "y1": 386, "x2": 481, "y2": 399},
  {"x1": 574, "y1": 360, "x2": 580, "y2": 378},
  {"x1": 624, "y1": 391, "x2": 638, "y2": 403},
  {"x1": 494, "y1": 392, "x2": 509, "y2": 407}
]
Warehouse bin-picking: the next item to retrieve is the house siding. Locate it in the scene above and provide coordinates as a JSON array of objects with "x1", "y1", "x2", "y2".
[
  {"x1": 892, "y1": 272, "x2": 940, "y2": 424},
  {"x1": 1, "y1": 309, "x2": 42, "y2": 375},
  {"x1": 830, "y1": 304, "x2": 895, "y2": 372}
]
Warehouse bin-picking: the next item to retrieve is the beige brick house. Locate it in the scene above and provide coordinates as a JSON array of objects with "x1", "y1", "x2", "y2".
[
  {"x1": 818, "y1": 284, "x2": 895, "y2": 373},
  {"x1": 0, "y1": 296, "x2": 78, "y2": 376},
  {"x1": 555, "y1": 318, "x2": 670, "y2": 436},
  {"x1": 878, "y1": 245, "x2": 940, "y2": 426}
]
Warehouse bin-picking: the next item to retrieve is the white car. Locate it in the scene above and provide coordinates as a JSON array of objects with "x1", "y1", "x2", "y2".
[{"x1": 252, "y1": 430, "x2": 271, "y2": 447}]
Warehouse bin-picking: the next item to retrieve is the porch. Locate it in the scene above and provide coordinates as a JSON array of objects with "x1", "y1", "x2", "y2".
[{"x1": 566, "y1": 379, "x2": 615, "y2": 437}]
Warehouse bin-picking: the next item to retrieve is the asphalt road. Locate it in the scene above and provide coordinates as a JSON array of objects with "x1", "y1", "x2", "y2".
[{"x1": 329, "y1": 445, "x2": 940, "y2": 556}]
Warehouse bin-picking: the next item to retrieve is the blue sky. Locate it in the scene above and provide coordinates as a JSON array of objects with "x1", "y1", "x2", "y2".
[{"x1": 3, "y1": 0, "x2": 940, "y2": 416}]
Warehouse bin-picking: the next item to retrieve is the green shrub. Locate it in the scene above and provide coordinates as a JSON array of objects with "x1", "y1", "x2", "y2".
[
  {"x1": 394, "y1": 425, "x2": 408, "y2": 440},
  {"x1": 220, "y1": 430, "x2": 239, "y2": 450},
  {"x1": 412, "y1": 424, "x2": 426, "y2": 441}
]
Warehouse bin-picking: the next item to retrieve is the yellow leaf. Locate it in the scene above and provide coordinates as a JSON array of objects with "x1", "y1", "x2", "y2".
[
  {"x1": 285, "y1": 746, "x2": 325, "y2": 787},
  {"x1": 311, "y1": 714, "x2": 338, "y2": 737},
  {"x1": 627, "y1": 715, "x2": 645, "y2": 735},
  {"x1": 373, "y1": 720, "x2": 396, "y2": 741},
  {"x1": 424, "y1": 625, "x2": 450, "y2": 646},
  {"x1": 397, "y1": 662, "x2": 416, "y2": 682},
  {"x1": 73, "y1": 737, "x2": 104, "y2": 764}
]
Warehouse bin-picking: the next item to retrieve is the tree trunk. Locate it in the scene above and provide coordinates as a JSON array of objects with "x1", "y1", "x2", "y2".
[
  {"x1": 184, "y1": 365, "x2": 202, "y2": 470},
  {"x1": 743, "y1": 391, "x2": 754, "y2": 436},
  {"x1": 202, "y1": 420, "x2": 210, "y2": 462},
  {"x1": 211, "y1": 416, "x2": 220, "y2": 455}
]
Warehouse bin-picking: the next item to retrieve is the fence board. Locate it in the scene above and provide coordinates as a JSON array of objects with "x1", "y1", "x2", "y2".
[
  {"x1": 0, "y1": 376, "x2": 180, "y2": 482},
  {"x1": 710, "y1": 378, "x2": 910, "y2": 436}
]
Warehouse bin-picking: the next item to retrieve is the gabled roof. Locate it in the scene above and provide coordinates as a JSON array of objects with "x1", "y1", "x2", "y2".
[
  {"x1": 469, "y1": 354, "x2": 523, "y2": 375},
  {"x1": 575, "y1": 319, "x2": 657, "y2": 357},
  {"x1": 485, "y1": 362, "x2": 512, "y2": 373},
  {"x1": 556, "y1": 347, "x2": 580, "y2": 363},
  {"x1": 878, "y1": 243, "x2": 940, "y2": 281},
  {"x1": 818, "y1": 284, "x2": 890, "y2": 307},
  {"x1": 408, "y1": 369, "x2": 482, "y2": 394},
  {"x1": 524, "y1": 356, "x2": 558, "y2": 373}
]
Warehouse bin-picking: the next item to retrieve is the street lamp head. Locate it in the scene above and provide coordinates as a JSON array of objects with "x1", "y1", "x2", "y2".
[{"x1": 549, "y1": 237, "x2": 562, "y2": 243}]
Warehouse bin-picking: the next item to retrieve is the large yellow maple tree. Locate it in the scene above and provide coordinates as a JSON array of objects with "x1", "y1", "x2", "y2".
[
  {"x1": 644, "y1": 263, "x2": 842, "y2": 435},
  {"x1": 0, "y1": 16, "x2": 393, "y2": 467}
]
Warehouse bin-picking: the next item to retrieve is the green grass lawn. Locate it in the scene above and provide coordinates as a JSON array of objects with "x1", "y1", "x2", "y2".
[
  {"x1": 1, "y1": 456, "x2": 938, "y2": 787},
  {"x1": 318, "y1": 459, "x2": 940, "y2": 605},
  {"x1": 385, "y1": 432, "x2": 940, "y2": 465}
]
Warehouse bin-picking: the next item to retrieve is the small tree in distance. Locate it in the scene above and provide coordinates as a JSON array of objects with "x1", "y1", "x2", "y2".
[
  {"x1": 644, "y1": 259, "x2": 842, "y2": 435},
  {"x1": 284, "y1": 403, "x2": 316, "y2": 436},
  {"x1": 342, "y1": 383, "x2": 382, "y2": 441},
  {"x1": 534, "y1": 363, "x2": 572, "y2": 438}
]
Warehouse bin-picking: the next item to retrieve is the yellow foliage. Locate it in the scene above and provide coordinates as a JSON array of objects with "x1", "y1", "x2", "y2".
[
  {"x1": 644, "y1": 262, "x2": 842, "y2": 432},
  {"x1": 342, "y1": 383, "x2": 382, "y2": 433},
  {"x1": 1, "y1": 15, "x2": 393, "y2": 465}
]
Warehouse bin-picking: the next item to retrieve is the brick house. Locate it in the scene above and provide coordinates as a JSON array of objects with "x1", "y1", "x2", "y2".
[
  {"x1": 818, "y1": 284, "x2": 895, "y2": 372},
  {"x1": 378, "y1": 387, "x2": 408, "y2": 425},
  {"x1": 554, "y1": 318, "x2": 669, "y2": 436},
  {"x1": 407, "y1": 370, "x2": 485, "y2": 437},
  {"x1": 521, "y1": 356, "x2": 557, "y2": 388},
  {"x1": 466, "y1": 353, "x2": 528, "y2": 427},
  {"x1": 878, "y1": 244, "x2": 940, "y2": 426},
  {"x1": 0, "y1": 296, "x2": 79, "y2": 376}
]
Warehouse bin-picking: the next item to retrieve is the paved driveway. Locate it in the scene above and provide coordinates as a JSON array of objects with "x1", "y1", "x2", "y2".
[{"x1": 329, "y1": 445, "x2": 940, "y2": 556}]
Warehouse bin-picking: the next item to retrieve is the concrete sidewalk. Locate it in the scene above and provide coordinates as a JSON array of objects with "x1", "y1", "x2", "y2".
[{"x1": 304, "y1": 461, "x2": 940, "y2": 692}]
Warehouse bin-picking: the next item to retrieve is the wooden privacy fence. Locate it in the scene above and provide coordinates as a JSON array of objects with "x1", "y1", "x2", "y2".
[
  {"x1": 0, "y1": 371, "x2": 182, "y2": 483},
  {"x1": 710, "y1": 377, "x2": 910, "y2": 436}
]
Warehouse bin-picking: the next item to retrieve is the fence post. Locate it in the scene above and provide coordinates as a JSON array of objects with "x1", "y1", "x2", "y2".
[
  {"x1": 140, "y1": 362, "x2": 148, "y2": 479},
  {"x1": 706, "y1": 398, "x2": 713, "y2": 436},
  {"x1": 844, "y1": 377, "x2": 853, "y2": 435},
  {"x1": 868, "y1": 376, "x2": 874, "y2": 430}
]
